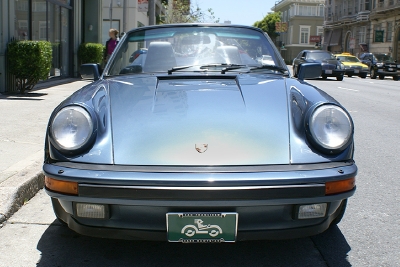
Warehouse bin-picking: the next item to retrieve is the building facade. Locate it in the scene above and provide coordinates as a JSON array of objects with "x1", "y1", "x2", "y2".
[
  {"x1": 100, "y1": 0, "x2": 166, "y2": 45},
  {"x1": 0, "y1": 0, "x2": 164, "y2": 93},
  {"x1": 0, "y1": 0, "x2": 79, "y2": 93},
  {"x1": 273, "y1": 0, "x2": 325, "y2": 64},
  {"x1": 323, "y1": 0, "x2": 400, "y2": 60}
]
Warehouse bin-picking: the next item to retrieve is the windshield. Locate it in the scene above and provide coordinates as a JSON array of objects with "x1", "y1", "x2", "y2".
[
  {"x1": 374, "y1": 54, "x2": 394, "y2": 62},
  {"x1": 105, "y1": 25, "x2": 285, "y2": 76},
  {"x1": 337, "y1": 56, "x2": 360, "y2": 63},
  {"x1": 307, "y1": 52, "x2": 336, "y2": 61}
]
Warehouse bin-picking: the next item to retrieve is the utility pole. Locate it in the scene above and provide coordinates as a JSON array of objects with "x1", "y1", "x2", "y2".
[
  {"x1": 148, "y1": 0, "x2": 156, "y2": 25},
  {"x1": 109, "y1": 0, "x2": 113, "y2": 29},
  {"x1": 123, "y1": 0, "x2": 127, "y2": 33}
]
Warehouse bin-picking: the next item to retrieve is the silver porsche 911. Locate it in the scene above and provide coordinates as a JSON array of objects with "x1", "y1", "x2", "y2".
[{"x1": 44, "y1": 24, "x2": 357, "y2": 242}]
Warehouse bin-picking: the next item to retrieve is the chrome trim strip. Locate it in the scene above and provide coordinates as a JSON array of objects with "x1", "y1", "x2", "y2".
[{"x1": 52, "y1": 161, "x2": 355, "y2": 173}]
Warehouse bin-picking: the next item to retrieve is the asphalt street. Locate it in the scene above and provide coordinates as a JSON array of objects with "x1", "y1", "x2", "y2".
[{"x1": 0, "y1": 74, "x2": 399, "y2": 266}]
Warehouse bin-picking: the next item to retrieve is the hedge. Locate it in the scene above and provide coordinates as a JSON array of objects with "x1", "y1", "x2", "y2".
[
  {"x1": 78, "y1": 43, "x2": 105, "y2": 65},
  {"x1": 7, "y1": 40, "x2": 52, "y2": 94}
]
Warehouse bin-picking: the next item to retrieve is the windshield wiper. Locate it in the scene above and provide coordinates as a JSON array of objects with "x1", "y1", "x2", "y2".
[
  {"x1": 199, "y1": 63, "x2": 248, "y2": 74},
  {"x1": 250, "y1": 65, "x2": 288, "y2": 75},
  {"x1": 168, "y1": 64, "x2": 250, "y2": 75},
  {"x1": 167, "y1": 65, "x2": 195, "y2": 74}
]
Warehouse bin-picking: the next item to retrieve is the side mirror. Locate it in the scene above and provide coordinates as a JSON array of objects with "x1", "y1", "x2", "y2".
[
  {"x1": 297, "y1": 63, "x2": 322, "y2": 81},
  {"x1": 80, "y1": 64, "x2": 101, "y2": 81}
]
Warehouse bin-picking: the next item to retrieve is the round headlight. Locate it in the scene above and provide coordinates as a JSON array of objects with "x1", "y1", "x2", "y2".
[
  {"x1": 51, "y1": 106, "x2": 94, "y2": 151},
  {"x1": 308, "y1": 105, "x2": 353, "y2": 152}
]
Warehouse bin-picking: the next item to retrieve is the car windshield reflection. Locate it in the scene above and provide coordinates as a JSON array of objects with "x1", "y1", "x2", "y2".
[
  {"x1": 374, "y1": 54, "x2": 394, "y2": 62},
  {"x1": 307, "y1": 52, "x2": 336, "y2": 61},
  {"x1": 105, "y1": 25, "x2": 286, "y2": 76},
  {"x1": 337, "y1": 56, "x2": 360, "y2": 62}
]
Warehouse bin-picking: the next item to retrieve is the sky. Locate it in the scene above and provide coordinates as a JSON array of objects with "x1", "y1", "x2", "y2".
[{"x1": 196, "y1": 0, "x2": 277, "y2": 26}]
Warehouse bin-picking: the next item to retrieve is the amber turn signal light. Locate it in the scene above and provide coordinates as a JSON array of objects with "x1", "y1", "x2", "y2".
[
  {"x1": 45, "y1": 176, "x2": 78, "y2": 195},
  {"x1": 325, "y1": 177, "x2": 355, "y2": 195}
]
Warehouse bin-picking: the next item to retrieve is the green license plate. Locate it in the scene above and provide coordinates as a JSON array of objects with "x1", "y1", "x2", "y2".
[{"x1": 167, "y1": 212, "x2": 238, "y2": 243}]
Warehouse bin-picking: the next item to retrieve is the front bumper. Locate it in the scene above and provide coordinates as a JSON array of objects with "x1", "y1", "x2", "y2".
[
  {"x1": 44, "y1": 162, "x2": 357, "y2": 241},
  {"x1": 322, "y1": 69, "x2": 344, "y2": 77},
  {"x1": 376, "y1": 69, "x2": 400, "y2": 77},
  {"x1": 344, "y1": 69, "x2": 368, "y2": 77}
]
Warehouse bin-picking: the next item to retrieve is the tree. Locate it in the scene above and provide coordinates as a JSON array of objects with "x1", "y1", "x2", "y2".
[
  {"x1": 159, "y1": 0, "x2": 219, "y2": 24},
  {"x1": 253, "y1": 12, "x2": 281, "y2": 42}
]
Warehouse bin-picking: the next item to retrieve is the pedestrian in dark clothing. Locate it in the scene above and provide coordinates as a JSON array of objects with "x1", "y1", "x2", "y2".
[{"x1": 104, "y1": 28, "x2": 119, "y2": 63}]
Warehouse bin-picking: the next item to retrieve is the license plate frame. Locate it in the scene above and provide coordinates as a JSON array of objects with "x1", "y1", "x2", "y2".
[
  {"x1": 354, "y1": 69, "x2": 359, "y2": 73},
  {"x1": 167, "y1": 212, "x2": 238, "y2": 243},
  {"x1": 325, "y1": 70, "x2": 333, "y2": 74}
]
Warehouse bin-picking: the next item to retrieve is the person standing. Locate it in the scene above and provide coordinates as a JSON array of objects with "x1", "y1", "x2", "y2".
[{"x1": 104, "y1": 28, "x2": 119, "y2": 63}]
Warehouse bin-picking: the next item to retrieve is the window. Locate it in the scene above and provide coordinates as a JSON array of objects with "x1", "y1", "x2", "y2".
[
  {"x1": 317, "y1": 26, "x2": 324, "y2": 37},
  {"x1": 348, "y1": 0, "x2": 353, "y2": 15},
  {"x1": 374, "y1": 24, "x2": 384, "y2": 42},
  {"x1": 33, "y1": 1, "x2": 47, "y2": 12},
  {"x1": 387, "y1": 22, "x2": 393, "y2": 42},
  {"x1": 18, "y1": 20, "x2": 28, "y2": 31},
  {"x1": 374, "y1": 23, "x2": 382, "y2": 31},
  {"x1": 300, "y1": 26, "x2": 310, "y2": 44},
  {"x1": 39, "y1": 21, "x2": 47, "y2": 40},
  {"x1": 365, "y1": 0, "x2": 370, "y2": 10},
  {"x1": 359, "y1": 26, "x2": 366, "y2": 43},
  {"x1": 318, "y1": 5, "x2": 324, "y2": 16},
  {"x1": 289, "y1": 5, "x2": 295, "y2": 17},
  {"x1": 298, "y1": 6, "x2": 317, "y2": 16},
  {"x1": 16, "y1": 1, "x2": 29, "y2": 11}
]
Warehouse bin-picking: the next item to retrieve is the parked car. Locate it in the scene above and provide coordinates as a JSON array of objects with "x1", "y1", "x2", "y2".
[
  {"x1": 359, "y1": 52, "x2": 400, "y2": 80},
  {"x1": 44, "y1": 24, "x2": 357, "y2": 242},
  {"x1": 128, "y1": 48, "x2": 147, "y2": 63},
  {"x1": 293, "y1": 50, "x2": 345, "y2": 81},
  {"x1": 335, "y1": 52, "x2": 369, "y2": 78}
]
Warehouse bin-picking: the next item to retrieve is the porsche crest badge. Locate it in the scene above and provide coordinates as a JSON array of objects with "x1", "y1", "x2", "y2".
[{"x1": 195, "y1": 144, "x2": 208, "y2": 153}]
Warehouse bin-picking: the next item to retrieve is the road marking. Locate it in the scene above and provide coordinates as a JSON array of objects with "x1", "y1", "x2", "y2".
[{"x1": 337, "y1": 87, "x2": 359, "y2": 92}]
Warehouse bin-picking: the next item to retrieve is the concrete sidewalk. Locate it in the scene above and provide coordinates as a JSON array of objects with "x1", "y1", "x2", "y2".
[{"x1": 0, "y1": 79, "x2": 90, "y2": 224}]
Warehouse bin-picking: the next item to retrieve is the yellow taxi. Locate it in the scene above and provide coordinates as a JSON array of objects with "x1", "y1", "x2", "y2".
[{"x1": 335, "y1": 53, "x2": 369, "y2": 78}]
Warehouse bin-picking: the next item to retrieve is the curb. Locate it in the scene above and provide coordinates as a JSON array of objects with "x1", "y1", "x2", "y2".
[
  {"x1": 0, "y1": 78, "x2": 83, "y2": 225},
  {"x1": 0, "y1": 160, "x2": 44, "y2": 224}
]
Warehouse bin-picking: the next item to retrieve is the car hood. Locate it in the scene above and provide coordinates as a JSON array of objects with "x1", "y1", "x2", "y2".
[
  {"x1": 307, "y1": 58, "x2": 337, "y2": 65},
  {"x1": 108, "y1": 74, "x2": 290, "y2": 165},
  {"x1": 320, "y1": 59, "x2": 339, "y2": 65},
  {"x1": 342, "y1": 62, "x2": 367, "y2": 68}
]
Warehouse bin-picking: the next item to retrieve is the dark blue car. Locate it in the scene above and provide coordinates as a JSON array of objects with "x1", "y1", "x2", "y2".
[{"x1": 293, "y1": 50, "x2": 345, "y2": 81}]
